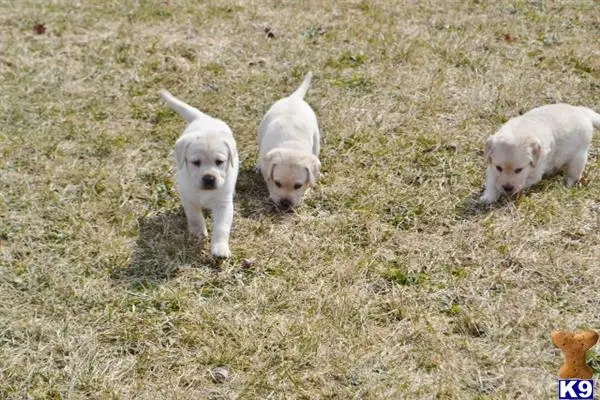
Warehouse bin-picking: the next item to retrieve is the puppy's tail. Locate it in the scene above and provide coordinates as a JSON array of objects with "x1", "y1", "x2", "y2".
[
  {"x1": 290, "y1": 72, "x2": 313, "y2": 99},
  {"x1": 578, "y1": 106, "x2": 600, "y2": 130},
  {"x1": 159, "y1": 89, "x2": 205, "y2": 123}
]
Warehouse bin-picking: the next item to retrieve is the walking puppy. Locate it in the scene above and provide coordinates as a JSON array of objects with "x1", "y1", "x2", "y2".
[
  {"x1": 480, "y1": 103, "x2": 600, "y2": 203},
  {"x1": 258, "y1": 72, "x2": 321, "y2": 210},
  {"x1": 159, "y1": 89, "x2": 239, "y2": 258}
]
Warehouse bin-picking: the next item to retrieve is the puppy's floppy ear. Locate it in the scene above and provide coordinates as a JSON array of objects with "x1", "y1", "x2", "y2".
[
  {"x1": 529, "y1": 140, "x2": 542, "y2": 167},
  {"x1": 175, "y1": 136, "x2": 191, "y2": 170},
  {"x1": 264, "y1": 149, "x2": 281, "y2": 182},
  {"x1": 224, "y1": 140, "x2": 235, "y2": 169},
  {"x1": 304, "y1": 155, "x2": 321, "y2": 187},
  {"x1": 484, "y1": 137, "x2": 494, "y2": 164}
]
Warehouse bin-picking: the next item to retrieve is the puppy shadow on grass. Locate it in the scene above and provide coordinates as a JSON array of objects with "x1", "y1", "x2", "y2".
[
  {"x1": 456, "y1": 188, "x2": 512, "y2": 219},
  {"x1": 456, "y1": 175, "x2": 563, "y2": 219},
  {"x1": 235, "y1": 164, "x2": 290, "y2": 219},
  {"x1": 112, "y1": 209, "x2": 217, "y2": 286}
]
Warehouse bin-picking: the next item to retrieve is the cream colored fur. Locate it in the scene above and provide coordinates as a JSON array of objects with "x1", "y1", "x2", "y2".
[
  {"x1": 481, "y1": 103, "x2": 600, "y2": 203},
  {"x1": 257, "y1": 73, "x2": 321, "y2": 210},
  {"x1": 160, "y1": 89, "x2": 239, "y2": 257}
]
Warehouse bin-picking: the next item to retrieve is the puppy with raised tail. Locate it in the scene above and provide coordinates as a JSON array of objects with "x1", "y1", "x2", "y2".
[
  {"x1": 258, "y1": 72, "x2": 321, "y2": 210},
  {"x1": 159, "y1": 89, "x2": 239, "y2": 258},
  {"x1": 480, "y1": 103, "x2": 600, "y2": 203}
]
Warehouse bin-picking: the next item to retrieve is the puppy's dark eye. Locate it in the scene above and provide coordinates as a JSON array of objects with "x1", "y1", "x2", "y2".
[
  {"x1": 215, "y1": 159, "x2": 224, "y2": 166},
  {"x1": 293, "y1": 183, "x2": 302, "y2": 190},
  {"x1": 496, "y1": 165, "x2": 502, "y2": 172},
  {"x1": 514, "y1": 167, "x2": 523, "y2": 174},
  {"x1": 191, "y1": 160, "x2": 201, "y2": 167},
  {"x1": 275, "y1": 181, "x2": 282, "y2": 188}
]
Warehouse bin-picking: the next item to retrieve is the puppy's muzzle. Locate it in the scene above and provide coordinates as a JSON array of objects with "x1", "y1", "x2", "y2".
[
  {"x1": 278, "y1": 198, "x2": 292, "y2": 210},
  {"x1": 202, "y1": 174, "x2": 217, "y2": 190},
  {"x1": 502, "y1": 184, "x2": 515, "y2": 195}
]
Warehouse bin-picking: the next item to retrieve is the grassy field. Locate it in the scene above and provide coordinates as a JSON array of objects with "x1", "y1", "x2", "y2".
[{"x1": 1, "y1": 0, "x2": 600, "y2": 398}]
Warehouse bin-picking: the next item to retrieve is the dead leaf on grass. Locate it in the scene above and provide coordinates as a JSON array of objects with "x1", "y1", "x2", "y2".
[
  {"x1": 501, "y1": 33, "x2": 516, "y2": 43},
  {"x1": 33, "y1": 23, "x2": 46, "y2": 35}
]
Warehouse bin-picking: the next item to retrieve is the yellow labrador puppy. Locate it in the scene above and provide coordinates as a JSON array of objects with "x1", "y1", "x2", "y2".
[
  {"x1": 159, "y1": 89, "x2": 239, "y2": 258},
  {"x1": 258, "y1": 72, "x2": 321, "y2": 210},
  {"x1": 481, "y1": 103, "x2": 600, "y2": 203}
]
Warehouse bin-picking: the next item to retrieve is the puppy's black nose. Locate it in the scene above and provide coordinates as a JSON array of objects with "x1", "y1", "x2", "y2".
[
  {"x1": 202, "y1": 175, "x2": 216, "y2": 188},
  {"x1": 502, "y1": 184, "x2": 514, "y2": 194},
  {"x1": 279, "y1": 198, "x2": 292, "y2": 209}
]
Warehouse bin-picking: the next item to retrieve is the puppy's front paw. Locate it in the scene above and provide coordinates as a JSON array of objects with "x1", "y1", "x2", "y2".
[
  {"x1": 479, "y1": 192, "x2": 497, "y2": 204},
  {"x1": 211, "y1": 241, "x2": 231, "y2": 258},
  {"x1": 565, "y1": 175, "x2": 583, "y2": 187},
  {"x1": 188, "y1": 223, "x2": 208, "y2": 239}
]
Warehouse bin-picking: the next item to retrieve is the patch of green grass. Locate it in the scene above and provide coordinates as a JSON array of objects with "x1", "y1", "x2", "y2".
[
  {"x1": 567, "y1": 54, "x2": 597, "y2": 75},
  {"x1": 451, "y1": 268, "x2": 468, "y2": 279},
  {"x1": 444, "y1": 303, "x2": 462, "y2": 316},
  {"x1": 206, "y1": 4, "x2": 244, "y2": 19},
  {"x1": 355, "y1": 1, "x2": 371, "y2": 12},
  {"x1": 204, "y1": 62, "x2": 225, "y2": 75},
  {"x1": 326, "y1": 50, "x2": 368, "y2": 69},
  {"x1": 128, "y1": 4, "x2": 174, "y2": 22},
  {"x1": 303, "y1": 25, "x2": 326, "y2": 39},
  {"x1": 334, "y1": 72, "x2": 374, "y2": 92},
  {"x1": 381, "y1": 265, "x2": 426, "y2": 286},
  {"x1": 586, "y1": 350, "x2": 600, "y2": 375}
]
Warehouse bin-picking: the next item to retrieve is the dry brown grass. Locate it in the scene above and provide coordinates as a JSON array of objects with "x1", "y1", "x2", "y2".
[{"x1": 1, "y1": 0, "x2": 600, "y2": 398}]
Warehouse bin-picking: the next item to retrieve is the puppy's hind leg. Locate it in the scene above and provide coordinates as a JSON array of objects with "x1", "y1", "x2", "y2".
[
  {"x1": 210, "y1": 201, "x2": 234, "y2": 258},
  {"x1": 565, "y1": 150, "x2": 589, "y2": 186},
  {"x1": 183, "y1": 200, "x2": 208, "y2": 239}
]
